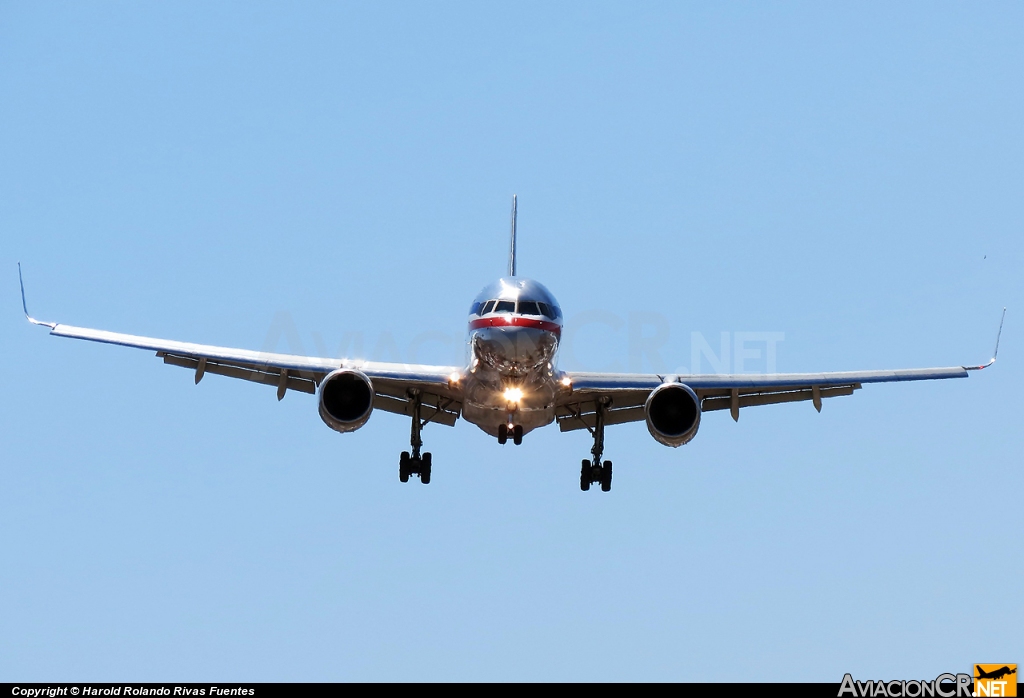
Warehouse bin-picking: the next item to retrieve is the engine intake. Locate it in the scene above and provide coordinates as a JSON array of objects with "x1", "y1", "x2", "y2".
[
  {"x1": 318, "y1": 369, "x2": 374, "y2": 433},
  {"x1": 645, "y1": 382, "x2": 701, "y2": 447}
]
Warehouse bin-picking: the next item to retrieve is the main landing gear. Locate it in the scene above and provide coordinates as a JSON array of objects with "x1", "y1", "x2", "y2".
[
  {"x1": 497, "y1": 423, "x2": 523, "y2": 446},
  {"x1": 399, "y1": 390, "x2": 432, "y2": 484},
  {"x1": 580, "y1": 397, "x2": 612, "y2": 492},
  {"x1": 400, "y1": 450, "x2": 431, "y2": 484}
]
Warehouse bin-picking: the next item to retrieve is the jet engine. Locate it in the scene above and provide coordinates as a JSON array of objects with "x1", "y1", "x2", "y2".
[
  {"x1": 644, "y1": 382, "x2": 701, "y2": 447},
  {"x1": 318, "y1": 369, "x2": 374, "y2": 433}
]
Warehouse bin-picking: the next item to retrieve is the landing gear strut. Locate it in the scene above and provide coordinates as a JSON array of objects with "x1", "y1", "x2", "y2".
[
  {"x1": 580, "y1": 397, "x2": 613, "y2": 492},
  {"x1": 399, "y1": 390, "x2": 432, "y2": 484}
]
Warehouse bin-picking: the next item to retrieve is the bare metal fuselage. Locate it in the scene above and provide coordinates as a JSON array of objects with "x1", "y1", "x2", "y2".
[{"x1": 460, "y1": 276, "x2": 565, "y2": 438}]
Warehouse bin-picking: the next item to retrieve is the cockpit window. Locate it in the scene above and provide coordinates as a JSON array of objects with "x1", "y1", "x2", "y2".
[
  {"x1": 537, "y1": 302, "x2": 561, "y2": 319},
  {"x1": 479, "y1": 298, "x2": 559, "y2": 317},
  {"x1": 518, "y1": 301, "x2": 541, "y2": 316}
]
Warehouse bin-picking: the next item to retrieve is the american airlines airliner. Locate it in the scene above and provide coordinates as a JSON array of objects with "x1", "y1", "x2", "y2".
[{"x1": 19, "y1": 197, "x2": 1003, "y2": 491}]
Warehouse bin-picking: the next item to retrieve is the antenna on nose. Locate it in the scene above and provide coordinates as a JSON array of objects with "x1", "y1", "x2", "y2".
[{"x1": 508, "y1": 194, "x2": 517, "y2": 277}]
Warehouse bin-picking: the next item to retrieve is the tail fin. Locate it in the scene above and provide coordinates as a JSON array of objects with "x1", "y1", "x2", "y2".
[{"x1": 508, "y1": 194, "x2": 518, "y2": 277}]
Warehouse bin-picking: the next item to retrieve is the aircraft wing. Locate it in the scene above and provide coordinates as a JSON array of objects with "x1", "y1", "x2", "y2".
[
  {"x1": 28, "y1": 321, "x2": 463, "y2": 427},
  {"x1": 556, "y1": 309, "x2": 1004, "y2": 431},
  {"x1": 20, "y1": 260, "x2": 461, "y2": 425},
  {"x1": 556, "y1": 361, "x2": 997, "y2": 432}
]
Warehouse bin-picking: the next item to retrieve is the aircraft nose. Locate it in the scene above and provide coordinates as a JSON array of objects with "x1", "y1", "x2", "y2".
[{"x1": 473, "y1": 327, "x2": 557, "y2": 375}]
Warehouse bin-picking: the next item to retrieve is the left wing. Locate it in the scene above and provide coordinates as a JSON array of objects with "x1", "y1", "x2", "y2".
[
  {"x1": 19, "y1": 266, "x2": 463, "y2": 426},
  {"x1": 556, "y1": 312, "x2": 1004, "y2": 431},
  {"x1": 557, "y1": 366, "x2": 971, "y2": 430}
]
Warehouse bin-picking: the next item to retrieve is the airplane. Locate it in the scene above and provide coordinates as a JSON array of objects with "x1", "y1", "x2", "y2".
[
  {"x1": 975, "y1": 666, "x2": 1016, "y2": 681},
  {"x1": 19, "y1": 196, "x2": 1005, "y2": 492}
]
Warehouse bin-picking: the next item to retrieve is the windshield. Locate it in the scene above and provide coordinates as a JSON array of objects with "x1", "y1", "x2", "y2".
[{"x1": 518, "y1": 301, "x2": 541, "y2": 316}]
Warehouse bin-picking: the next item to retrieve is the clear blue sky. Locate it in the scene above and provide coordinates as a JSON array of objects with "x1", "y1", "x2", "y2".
[{"x1": 2, "y1": 1, "x2": 1021, "y2": 681}]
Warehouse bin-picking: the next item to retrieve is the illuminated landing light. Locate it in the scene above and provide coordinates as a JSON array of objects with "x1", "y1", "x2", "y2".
[
  {"x1": 503, "y1": 387, "x2": 524, "y2": 403},
  {"x1": 449, "y1": 372, "x2": 461, "y2": 382},
  {"x1": 561, "y1": 376, "x2": 572, "y2": 387}
]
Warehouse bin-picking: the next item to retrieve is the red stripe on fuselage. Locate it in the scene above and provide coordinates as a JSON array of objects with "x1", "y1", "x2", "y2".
[{"x1": 469, "y1": 316, "x2": 561, "y2": 335}]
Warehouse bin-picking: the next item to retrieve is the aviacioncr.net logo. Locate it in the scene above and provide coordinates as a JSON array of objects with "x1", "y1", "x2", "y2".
[
  {"x1": 974, "y1": 665, "x2": 1017, "y2": 698},
  {"x1": 839, "y1": 673, "x2": 973, "y2": 698}
]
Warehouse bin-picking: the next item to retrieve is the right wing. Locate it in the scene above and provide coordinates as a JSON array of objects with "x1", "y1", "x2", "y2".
[
  {"x1": 19, "y1": 265, "x2": 462, "y2": 426},
  {"x1": 44, "y1": 323, "x2": 465, "y2": 426}
]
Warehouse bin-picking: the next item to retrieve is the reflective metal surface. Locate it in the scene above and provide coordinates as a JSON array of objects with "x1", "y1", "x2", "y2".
[{"x1": 461, "y1": 276, "x2": 565, "y2": 437}]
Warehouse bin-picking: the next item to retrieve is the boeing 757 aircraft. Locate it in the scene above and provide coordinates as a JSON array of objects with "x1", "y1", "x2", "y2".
[{"x1": 19, "y1": 197, "x2": 1004, "y2": 491}]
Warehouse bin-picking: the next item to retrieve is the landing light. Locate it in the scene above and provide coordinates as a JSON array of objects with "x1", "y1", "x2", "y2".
[
  {"x1": 449, "y1": 372, "x2": 461, "y2": 382},
  {"x1": 503, "y1": 387, "x2": 523, "y2": 403},
  {"x1": 561, "y1": 376, "x2": 572, "y2": 387}
]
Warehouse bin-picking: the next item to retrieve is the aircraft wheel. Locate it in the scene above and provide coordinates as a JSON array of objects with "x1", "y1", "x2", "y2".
[
  {"x1": 399, "y1": 451, "x2": 411, "y2": 483},
  {"x1": 512, "y1": 425, "x2": 523, "y2": 445},
  {"x1": 580, "y1": 459, "x2": 591, "y2": 491},
  {"x1": 421, "y1": 452, "x2": 432, "y2": 484},
  {"x1": 600, "y1": 460, "x2": 613, "y2": 492},
  {"x1": 498, "y1": 424, "x2": 508, "y2": 445}
]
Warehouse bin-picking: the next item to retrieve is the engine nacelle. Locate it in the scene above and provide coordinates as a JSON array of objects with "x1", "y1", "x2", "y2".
[
  {"x1": 644, "y1": 382, "x2": 701, "y2": 447},
  {"x1": 318, "y1": 369, "x2": 374, "y2": 433}
]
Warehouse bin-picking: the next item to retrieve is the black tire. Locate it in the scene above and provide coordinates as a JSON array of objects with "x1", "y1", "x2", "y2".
[
  {"x1": 399, "y1": 451, "x2": 410, "y2": 483},
  {"x1": 421, "y1": 452, "x2": 432, "y2": 484},
  {"x1": 601, "y1": 460, "x2": 613, "y2": 492},
  {"x1": 498, "y1": 424, "x2": 508, "y2": 445},
  {"x1": 512, "y1": 425, "x2": 523, "y2": 445},
  {"x1": 580, "y1": 459, "x2": 591, "y2": 491}
]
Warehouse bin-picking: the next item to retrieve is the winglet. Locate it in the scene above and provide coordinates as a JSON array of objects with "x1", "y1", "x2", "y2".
[
  {"x1": 17, "y1": 263, "x2": 56, "y2": 329},
  {"x1": 965, "y1": 307, "x2": 1006, "y2": 371},
  {"x1": 508, "y1": 194, "x2": 518, "y2": 277}
]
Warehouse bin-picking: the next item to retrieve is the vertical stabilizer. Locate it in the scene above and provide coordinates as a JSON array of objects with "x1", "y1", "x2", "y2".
[{"x1": 508, "y1": 194, "x2": 518, "y2": 277}]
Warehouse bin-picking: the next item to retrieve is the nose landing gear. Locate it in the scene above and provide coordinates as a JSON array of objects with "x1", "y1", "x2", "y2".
[
  {"x1": 497, "y1": 423, "x2": 524, "y2": 446},
  {"x1": 580, "y1": 397, "x2": 613, "y2": 492}
]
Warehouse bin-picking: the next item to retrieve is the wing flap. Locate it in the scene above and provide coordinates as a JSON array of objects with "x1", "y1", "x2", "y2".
[
  {"x1": 371, "y1": 375, "x2": 462, "y2": 402},
  {"x1": 373, "y1": 393, "x2": 461, "y2": 427},
  {"x1": 557, "y1": 405, "x2": 645, "y2": 433},
  {"x1": 161, "y1": 353, "x2": 320, "y2": 395},
  {"x1": 700, "y1": 384, "x2": 858, "y2": 412}
]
